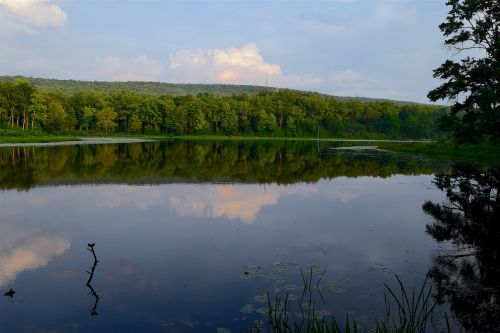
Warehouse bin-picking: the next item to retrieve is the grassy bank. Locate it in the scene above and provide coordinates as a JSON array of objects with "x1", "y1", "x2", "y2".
[
  {"x1": 0, "y1": 129, "x2": 81, "y2": 144},
  {"x1": 380, "y1": 141, "x2": 500, "y2": 165},
  {"x1": 1, "y1": 130, "x2": 433, "y2": 144},
  {"x1": 130, "y1": 133, "x2": 433, "y2": 143},
  {"x1": 0, "y1": 135, "x2": 82, "y2": 144},
  {"x1": 182, "y1": 135, "x2": 431, "y2": 142}
]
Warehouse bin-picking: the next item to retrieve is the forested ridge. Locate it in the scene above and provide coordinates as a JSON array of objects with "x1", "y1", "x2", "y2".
[
  {"x1": 0, "y1": 75, "x2": 432, "y2": 105},
  {"x1": 0, "y1": 75, "x2": 275, "y2": 97},
  {"x1": 0, "y1": 78, "x2": 448, "y2": 139}
]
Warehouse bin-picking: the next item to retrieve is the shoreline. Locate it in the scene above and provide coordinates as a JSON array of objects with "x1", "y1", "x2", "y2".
[
  {"x1": 0, "y1": 134, "x2": 434, "y2": 147},
  {"x1": 0, "y1": 137, "x2": 157, "y2": 147},
  {"x1": 2, "y1": 135, "x2": 497, "y2": 165}
]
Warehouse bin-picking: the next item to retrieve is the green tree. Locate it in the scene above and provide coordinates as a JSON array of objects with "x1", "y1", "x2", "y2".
[
  {"x1": 218, "y1": 101, "x2": 238, "y2": 134},
  {"x1": 428, "y1": 0, "x2": 500, "y2": 142},
  {"x1": 185, "y1": 101, "x2": 207, "y2": 133},
  {"x1": 16, "y1": 80, "x2": 35, "y2": 130},
  {"x1": 28, "y1": 93, "x2": 48, "y2": 130},
  {"x1": 44, "y1": 100, "x2": 67, "y2": 132},
  {"x1": 81, "y1": 106, "x2": 97, "y2": 131},
  {"x1": 128, "y1": 112, "x2": 142, "y2": 133},
  {"x1": 97, "y1": 107, "x2": 117, "y2": 134},
  {"x1": 161, "y1": 97, "x2": 176, "y2": 135}
]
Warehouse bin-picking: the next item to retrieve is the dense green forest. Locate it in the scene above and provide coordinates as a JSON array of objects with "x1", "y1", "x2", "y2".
[
  {"x1": 0, "y1": 79, "x2": 448, "y2": 139},
  {"x1": 0, "y1": 140, "x2": 448, "y2": 190}
]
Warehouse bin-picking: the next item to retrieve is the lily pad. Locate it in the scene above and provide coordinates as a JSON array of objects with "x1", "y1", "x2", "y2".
[
  {"x1": 242, "y1": 265, "x2": 263, "y2": 279},
  {"x1": 300, "y1": 302, "x2": 315, "y2": 309},
  {"x1": 283, "y1": 284, "x2": 298, "y2": 291},
  {"x1": 270, "y1": 286, "x2": 282, "y2": 294},
  {"x1": 312, "y1": 309, "x2": 331, "y2": 319},
  {"x1": 240, "y1": 304, "x2": 255, "y2": 314},
  {"x1": 273, "y1": 279, "x2": 287, "y2": 286},
  {"x1": 256, "y1": 306, "x2": 268, "y2": 314},
  {"x1": 326, "y1": 280, "x2": 345, "y2": 294},
  {"x1": 272, "y1": 261, "x2": 299, "y2": 273},
  {"x1": 254, "y1": 293, "x2": 268, "y2": 303},
  {"x1": 308, "y1": 264, "x2": 324, "y2": 276},
  {"x1": 265, "y1": 273, "x2": 281, "y2": 281}
]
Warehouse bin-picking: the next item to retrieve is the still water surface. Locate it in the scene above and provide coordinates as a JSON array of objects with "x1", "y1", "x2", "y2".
[{"x1": 0, "y1": 140, "x2": 498, "y2": 332}]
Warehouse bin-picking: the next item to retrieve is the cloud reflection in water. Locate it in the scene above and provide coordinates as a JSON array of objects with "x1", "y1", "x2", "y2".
[{"x1": 0, "y1": 235, "x2": 70, "y2": 287}]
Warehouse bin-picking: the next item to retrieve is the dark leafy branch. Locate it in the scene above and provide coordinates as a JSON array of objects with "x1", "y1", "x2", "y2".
[{"x1": 429, "y1": 0, "x2": 500, "y2": 142}]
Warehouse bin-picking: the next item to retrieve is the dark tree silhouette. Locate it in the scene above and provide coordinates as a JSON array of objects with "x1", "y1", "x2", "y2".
[{"x1": 428, "y1": 0, "x2": 500, "y2": 142}]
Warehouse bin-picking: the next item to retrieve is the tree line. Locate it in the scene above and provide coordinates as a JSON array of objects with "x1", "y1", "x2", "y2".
[{"x1": 0, "y1": 80, "x2": 448, "y2": 139}]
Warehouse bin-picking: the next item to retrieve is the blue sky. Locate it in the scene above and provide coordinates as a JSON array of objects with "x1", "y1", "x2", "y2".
[{"x1": 0, "y1": 0, "x2": 451, "y2": 102}]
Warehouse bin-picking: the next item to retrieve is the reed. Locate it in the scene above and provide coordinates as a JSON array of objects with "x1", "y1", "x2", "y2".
[{"x1": 245, "y1": 270, "x2": 452, "y2": 333}]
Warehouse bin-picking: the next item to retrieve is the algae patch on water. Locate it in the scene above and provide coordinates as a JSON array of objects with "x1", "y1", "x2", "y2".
[{"x1": 240, "y1": 304, "x2": 255, "y2": 314}]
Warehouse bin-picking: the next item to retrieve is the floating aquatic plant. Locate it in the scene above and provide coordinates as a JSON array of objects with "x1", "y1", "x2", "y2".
[
  {"x1": 242, "y1": 265, "x2": 263, "y2": 279},
  {"x1": 256, "y1": 306, "x2": 268, "y2": 314},
  {"x1": 283, "y1": 284, "x2": 299, "y2": 291},
  {"x1": 265, "y1": 273, "x2": 282, "y2": 281},
  {"x1": 326, "y1": 280, "x2": 346, "y2": 294},
  {"x1": 254, "y1": 293, "x2": 268, "y2": 303},
  {"x1": 240, "y1": 304, "x2": 255, "y2": 314},
  {"x1": 271, "y1": 261, "x2": 299, "y2": 273},
  {"x1": 242, "y1": 271, "x2": 452, "y2": 333}
]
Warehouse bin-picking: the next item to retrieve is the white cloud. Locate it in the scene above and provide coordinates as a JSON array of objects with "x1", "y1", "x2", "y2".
[
  {"x1": 95, "y1": 55, "x2": 165, "y2": 81},
  {"x1": 276, "y1": 69, "x2": 363, "y2": 92},
  {"x1": 169, "y1": 43, "x2": 281, "y2": 84},
  {"x1": 167, "y1": 43, "x2": 402, "y2": 99},
  {"x1": 0, "y1": 0, "x2": 67, "y2": 33},
  {"x1": 274, "y1": 69, "x2": 403, "y2": 99}
]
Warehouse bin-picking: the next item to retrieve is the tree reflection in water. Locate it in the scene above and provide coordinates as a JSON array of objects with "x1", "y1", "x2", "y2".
[
  {"x1": 0, "y1": 140, "x2": 447, "y2": 190},
  {"x1": 423, "y1": 164, "x2": 500, "y2": 332}
]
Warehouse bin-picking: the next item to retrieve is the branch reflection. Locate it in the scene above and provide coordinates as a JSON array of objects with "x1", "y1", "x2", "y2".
[{"x1": 86, "y1": 243, "x2": 100, "y2": 316}]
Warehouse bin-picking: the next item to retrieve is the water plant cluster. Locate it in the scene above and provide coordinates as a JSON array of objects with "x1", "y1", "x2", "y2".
[{"x1": 243, "y1": 268, "x2": 453, "y2": 333}]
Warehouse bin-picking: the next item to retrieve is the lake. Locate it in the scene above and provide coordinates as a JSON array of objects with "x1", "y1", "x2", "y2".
[{"x1": 0, "y1": 140, "x2": 498, "y2": 333}]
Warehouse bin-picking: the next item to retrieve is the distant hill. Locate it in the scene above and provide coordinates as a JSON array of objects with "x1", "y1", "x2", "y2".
[{"x1": 0, "y1": 75, "x2": 428, "y2": 105}]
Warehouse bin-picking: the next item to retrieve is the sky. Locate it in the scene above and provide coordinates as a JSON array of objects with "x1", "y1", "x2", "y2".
[{"x1": 0, "y1": 0, "x2": 451, "y2": 103}]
